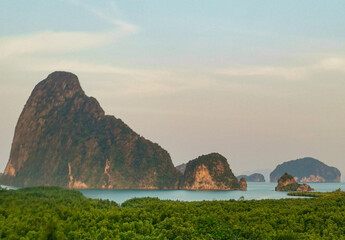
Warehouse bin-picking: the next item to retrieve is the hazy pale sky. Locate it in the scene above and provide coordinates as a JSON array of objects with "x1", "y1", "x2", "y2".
[{"x1": 1, "y1": 0, "x2": 345, "y2": 180}]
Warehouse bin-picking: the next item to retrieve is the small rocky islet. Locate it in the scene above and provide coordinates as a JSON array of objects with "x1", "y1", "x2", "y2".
[
  {"x1": 179, "y1": 153, "x2": 246, "y2": 191},
  {"x1": 275, "y1": 173, "x2": 314, "y2": 192}
]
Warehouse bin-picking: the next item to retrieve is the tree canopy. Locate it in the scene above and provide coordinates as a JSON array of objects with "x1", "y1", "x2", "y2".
[{"x1": 0, "y1": 186, "x2": 345, "y2": 239}]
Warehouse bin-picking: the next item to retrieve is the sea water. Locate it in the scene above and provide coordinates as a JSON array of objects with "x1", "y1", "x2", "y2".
[
  {"x1": 2, "y1": 182, "x2": 344, "y2": 204},
  {"x1": 79, "y1": 182, "x2": 345, "y2": 204}
]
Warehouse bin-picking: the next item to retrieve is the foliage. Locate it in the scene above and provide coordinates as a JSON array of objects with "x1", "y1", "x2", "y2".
[
  {"x1": 276, "y1": 183, "x2": 299, "y2": 192},
  {"x1": 287, "y1": 189, "x2": 345, "y2": 198},
  {"x1": 1, "y1": 186, "x2": 345, "y2": 239},
  {"x1": 287, "y1": 192, "x2": 324, "y2": 197}
]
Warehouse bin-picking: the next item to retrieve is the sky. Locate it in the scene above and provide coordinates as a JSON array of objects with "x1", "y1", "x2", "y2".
[{"x1": 0, "y1": 0, "x2": 345, "y2": 181}]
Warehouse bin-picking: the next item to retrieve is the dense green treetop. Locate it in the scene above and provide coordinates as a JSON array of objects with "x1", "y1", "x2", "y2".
[{"x1": 1, "y1": 186, "x2": 345, "y2": 239}]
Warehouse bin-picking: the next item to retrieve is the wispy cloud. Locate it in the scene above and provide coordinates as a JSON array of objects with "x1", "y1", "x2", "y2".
[
  {"x1": 0, "y1": 31, "x2": 115, "y2": 58},
  {"x1": 0, "y1": 1, "x2": 138, "y2": 59},
  {"x1": 216, "y1": 66, "x2": 307, "y2": 80},
  {"x1": 24, "y1": 59, "x2": 203, "y2": 95},
  {"x1": 64, "y1": 0, "x2": 138, "y2": 34},
  {"x1": 26, "y1": 60, "x2": 166, "y2": 77},
  {"x1": 318, "y1": 57, "x2": 345, "y2": 72},
  {"x1": 215, "y1": 56, "x2": 345, "y2": 80}
]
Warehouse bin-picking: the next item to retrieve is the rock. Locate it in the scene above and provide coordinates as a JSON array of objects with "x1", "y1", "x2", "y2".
[
  {"x1": 299, "y1": 175, "x2": 326, "y2": 182},
  {"x1": 275, "y1": 173, "x2": 299, "y2": 191},
  {"x1": 176, "y1": 163, "x2": 187, "y2": 174},
  {"x1": 178, "y1": 153, "x2": 245, "y2": 191},
  {"x1": 297, "y1": 184, "x2": 314, "y2": 192},
  {"x1": 1, "y1": 72, "x2": 182, "y2": 189},
  {"x1": 239, "y1": 178, "x2": 247, "y2": 191},
  {"x1": 270, "y1": 157, "x2": 341, "y2": 182},
  {"x1": 237, "y1": 173, "x2": 265, "y2": 182},
  {"x1": 275, "y1": 173, "x2": 314, "y2": 192}
]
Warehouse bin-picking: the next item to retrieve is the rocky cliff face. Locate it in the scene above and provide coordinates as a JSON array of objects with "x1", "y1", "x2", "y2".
[
  {"x1": 178, "y1": 153, "x2": 246, "y2": 191},
  {"x1": 275, "y1": 173, "x2": 314, "y2": 192},
  {"x1": 239, "y1": 178, "x2": 247, "y2": 191},
  {"x1": 1, "y1": 72, "x2": 181, "y2": 189},
  {"x1": 270, "y1": 157, "x2": 341, "y2": 183},
  {"x1": 237, "y1": 173, "x2": 265, "y2": 182},
  {"x1": 296, "y1": 184, "x2": 314, "y2": 192}
]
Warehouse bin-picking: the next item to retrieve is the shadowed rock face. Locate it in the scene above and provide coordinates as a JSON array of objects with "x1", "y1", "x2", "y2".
[
  {"x1": 1, "y1": 71, "x2": 182, "y2": 189},
  {"x1": 275, "y1": 173, "x2": 313, "y2": 192},
  {"x1": 179, "y1": 153, "x2": 246, "y2": 191},
  {"x1": 270, "y1": 157, "x2": 341, "y2": 183}
]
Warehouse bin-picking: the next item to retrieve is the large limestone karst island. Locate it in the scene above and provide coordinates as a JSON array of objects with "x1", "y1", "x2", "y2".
[
  {"x1": 1, "y1": 71, "x2": 182, "y2": 189},
  {"x1": 270, "y1": 157, "x2": 341, "y2": 183},
  {"x1": 179, "y1": 153, "x2": 247, "y2": 191}
]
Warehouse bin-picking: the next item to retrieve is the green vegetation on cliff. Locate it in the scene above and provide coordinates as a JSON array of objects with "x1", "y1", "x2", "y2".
[{"x1": 1, "y1": 187, "x2": 345, "y2": 239}]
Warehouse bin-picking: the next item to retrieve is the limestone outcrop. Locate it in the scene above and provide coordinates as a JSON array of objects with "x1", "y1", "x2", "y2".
[
  {"x1": 275, "y1": 173, "x2": 314, "y2": 192},
  {"x1": 179, "y1": 153, "x2": 246, "y2": 191},
  {"x1": 239, "y1": 178, "x2": 247, "y2": 191},
  {"x1": 0, "y1": 72, "x2": 181, "y2": 189}
]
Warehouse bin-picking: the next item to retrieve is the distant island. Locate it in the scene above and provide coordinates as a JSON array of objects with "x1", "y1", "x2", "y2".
[
  {"x1": 237, "y1": 173, "x2": 265, "y2": 182},
  {"x1": 176, "y1": 163, "x2": 187, "y2": 174},
  {"x1": 270, "y1": 157, "x2": 341, "y2": 183},
  {"x1": 0, "y1": 72, "x2": 244, "y2": 191}
]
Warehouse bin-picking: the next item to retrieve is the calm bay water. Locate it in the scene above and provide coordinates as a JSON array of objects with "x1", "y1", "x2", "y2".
[
  {"x1": 2, "y1": 182, "x2": 344, "y2": 204},
  {"x1": 79, "y1": 182, "x2": 345, "y2": 204}
]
